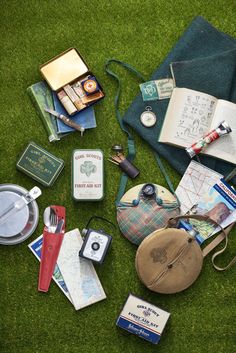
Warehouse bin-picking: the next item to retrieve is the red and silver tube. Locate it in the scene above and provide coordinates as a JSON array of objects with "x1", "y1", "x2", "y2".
[{"x1": 186, "y1": 121, "x2": 232, "y2": 158}]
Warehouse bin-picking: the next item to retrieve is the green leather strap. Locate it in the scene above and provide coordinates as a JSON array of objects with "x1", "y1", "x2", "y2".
[
  {"x1": 105, "y1": 59, "x2": 146, "y2": 205},
  {"x1": 154, "y1": 152, "x2": 180, "y2": 205}
]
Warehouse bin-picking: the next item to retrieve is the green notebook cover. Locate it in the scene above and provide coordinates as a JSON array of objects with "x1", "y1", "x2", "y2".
[{"x1": 27, "y1": 81, "x2": 60, "y2": 142}]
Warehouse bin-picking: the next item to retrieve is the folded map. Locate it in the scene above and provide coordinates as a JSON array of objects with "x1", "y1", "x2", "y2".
[{"x1": 56, "y1": 228, "x2": 106, "y2": 310}]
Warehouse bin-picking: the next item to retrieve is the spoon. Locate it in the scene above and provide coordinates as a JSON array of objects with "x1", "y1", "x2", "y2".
[
  {"x1": 43, "y1": 206, "x2": 58, "y2": 233},
  {"x1": 0, "y1": 186, "x2": 41, "y2": 226}
]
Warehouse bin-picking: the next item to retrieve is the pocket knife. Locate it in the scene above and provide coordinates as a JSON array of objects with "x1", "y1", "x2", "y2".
[{"x1": 44, "y1": 108, "x2": 85, "y2": 136}]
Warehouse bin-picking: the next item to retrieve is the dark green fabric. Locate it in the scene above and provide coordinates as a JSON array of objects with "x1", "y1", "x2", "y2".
[{"x1": 122, "y1": 16, "x2": 236, "y2": 182}]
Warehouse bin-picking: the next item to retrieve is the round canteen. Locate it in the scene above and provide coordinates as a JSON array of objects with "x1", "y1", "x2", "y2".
[
  {"x1": 135, "y1": 228, "x2": 203, "y2": 294},
  {"x1": 117, "y1": 183, "x2": 180, "y2": 245}
]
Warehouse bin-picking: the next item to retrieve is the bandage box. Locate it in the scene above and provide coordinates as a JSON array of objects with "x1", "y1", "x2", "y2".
[
  {"x1": 72, "y1": 149, "x2": 104, "y2": 201},
  {"x1": 116, "y1": 294, "x2": 170, "y2": 344}
]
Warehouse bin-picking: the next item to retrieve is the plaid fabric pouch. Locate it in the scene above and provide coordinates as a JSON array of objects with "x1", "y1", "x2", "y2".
[{"x1": 117, "y1": 188, "x2": 180, "y2": 245}]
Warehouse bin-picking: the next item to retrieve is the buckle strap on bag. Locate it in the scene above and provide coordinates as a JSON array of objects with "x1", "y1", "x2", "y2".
[
  {"x1": 105, "y1": 59, "x2": 179, "y2": 206},
  {"x1": 168, "y1": 214, "x2": 236, "y2": 271}
]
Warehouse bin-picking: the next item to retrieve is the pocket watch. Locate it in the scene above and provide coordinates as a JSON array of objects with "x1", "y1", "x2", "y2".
[{"x1": 140, "y1": 106, "x2": 157, "y2": 127}]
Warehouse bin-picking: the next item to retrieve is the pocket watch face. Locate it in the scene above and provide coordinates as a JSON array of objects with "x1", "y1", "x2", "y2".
[{"x1": 140, "y1": 111, "x2": 157, "y2": 127}]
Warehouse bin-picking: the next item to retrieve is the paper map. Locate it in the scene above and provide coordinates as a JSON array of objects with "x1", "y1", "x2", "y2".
[
  {"x1": 28, "y1": 235, "x2": 72, "y2": 302},
  {"x1": 57, "y1": 228, "x2": 106, "y2": 310},
  {"x1": 175, "y1": 160, "x2": 223, "y2": 214},
  {"x1": 188, "y1": 179, "x2": 236, "y2": 243}
]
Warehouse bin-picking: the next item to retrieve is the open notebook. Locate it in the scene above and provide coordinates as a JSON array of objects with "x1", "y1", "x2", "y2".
[{"x1": 159, "y1": 88, "x2": 236, "y2": 164}]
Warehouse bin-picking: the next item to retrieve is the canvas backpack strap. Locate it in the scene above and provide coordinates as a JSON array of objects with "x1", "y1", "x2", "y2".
[
  {"x1": 203, "y1": 222, "x2": 236, "y2": 270},
  {"x1": 168, "y1": 215, "x2": 236, "y2": 271},
  {"x1": 105, "y1": 59, "x2": 180, "y2": 206}
]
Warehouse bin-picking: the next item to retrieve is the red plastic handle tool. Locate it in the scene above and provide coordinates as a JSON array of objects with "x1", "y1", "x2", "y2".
[{"x1": 38, "y1": 206, "x2": 66, "y2": 292}]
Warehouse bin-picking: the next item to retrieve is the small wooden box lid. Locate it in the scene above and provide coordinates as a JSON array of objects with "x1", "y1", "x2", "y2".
[{"x1": 40, "y1": 48, "x2": 89, "y2": 91}]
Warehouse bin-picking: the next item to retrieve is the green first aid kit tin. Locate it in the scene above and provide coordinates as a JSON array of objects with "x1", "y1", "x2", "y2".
[
  {"x1": 16, "y1": 142, "x2": 64, "y2": 187},
  {"x1": 72, "y1": 149, "x2": 104, "y2": 201}
]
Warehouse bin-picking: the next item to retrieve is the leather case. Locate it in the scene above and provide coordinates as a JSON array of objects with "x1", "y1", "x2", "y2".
[{"x1": 38, "y1": 206, "x2": 66, "y2": 292}]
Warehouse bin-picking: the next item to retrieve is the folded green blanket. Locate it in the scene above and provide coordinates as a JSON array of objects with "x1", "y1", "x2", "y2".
[{"x1": 122, "y1": 16, "x2": 236, "y2": 181}]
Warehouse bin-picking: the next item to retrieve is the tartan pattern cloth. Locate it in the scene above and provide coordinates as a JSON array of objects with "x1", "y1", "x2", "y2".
[{"x1": 117, "y1": 197, "x2": 180, "y2": 245}]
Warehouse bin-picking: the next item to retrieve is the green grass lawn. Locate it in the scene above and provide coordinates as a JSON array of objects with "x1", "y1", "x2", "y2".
[{"x1": 1, "y1": 1, "x2": 236, "y2": 352}]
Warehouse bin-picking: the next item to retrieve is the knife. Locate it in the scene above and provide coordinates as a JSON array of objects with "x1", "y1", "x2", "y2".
[
  {"x1": 55, "y1": 218, "x2": 64, "y2": 233},
  {"x1": 44, "y1": 108, "x2": 85, "y2": 136}
]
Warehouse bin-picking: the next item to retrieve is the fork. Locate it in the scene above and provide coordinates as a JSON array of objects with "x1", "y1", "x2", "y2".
[{"x1": 48, "y1": 207, "x2": 58, "y2": 233}]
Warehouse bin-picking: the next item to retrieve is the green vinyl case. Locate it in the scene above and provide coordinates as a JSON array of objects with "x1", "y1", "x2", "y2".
[
  {"x1": 16, "y1": 142, "x2": 64, "y2": 187},
  {"x1": 72, "y1": 149, "x2": 104, "y2": 201}
]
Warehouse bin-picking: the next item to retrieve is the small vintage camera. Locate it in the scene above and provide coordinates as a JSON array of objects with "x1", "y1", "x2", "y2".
[{"x1": 79, "y1": 218, "x2": 113, "y2": 264}]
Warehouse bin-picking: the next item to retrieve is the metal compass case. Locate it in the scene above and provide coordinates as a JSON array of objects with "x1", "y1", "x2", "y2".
[{"x1": 72, "y1": 149, "x2": 104, "y2": 201}]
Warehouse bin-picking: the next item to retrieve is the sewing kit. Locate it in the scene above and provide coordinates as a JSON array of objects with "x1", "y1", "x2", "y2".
[
  {"x1": 72, "y1": 149, "x2": 104, "y2": 201},
  {"x1": 40, "y1": 48, "x2": 104, "y2": 116},
  {"x1": 116, "y1": 294, "x2": 170, "y2": 344}
]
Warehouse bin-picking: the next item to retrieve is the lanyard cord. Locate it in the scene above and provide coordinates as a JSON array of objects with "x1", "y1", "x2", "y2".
[
  {"x1": 105, "y1": 58, "x2": 179, "y2": 206},
  {"x1": 105, "y1": 59, "x2": 146, "y2": 205}
]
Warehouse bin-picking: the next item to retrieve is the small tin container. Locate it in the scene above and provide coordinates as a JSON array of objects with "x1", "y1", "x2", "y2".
[
  {"x1": 16, "y1": 142, "x2": 64, "y2": 187},
  {"x1": 40, "y1": 48, "x2": 105, "y2": 116},
  {"x1": 72, "y1": 149, "x2": 104, "y2": 201}
]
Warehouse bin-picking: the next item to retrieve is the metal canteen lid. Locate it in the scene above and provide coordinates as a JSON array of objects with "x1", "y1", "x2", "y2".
[{"x1": 141, "y1": 183, "x2": 156, "y2": 198}]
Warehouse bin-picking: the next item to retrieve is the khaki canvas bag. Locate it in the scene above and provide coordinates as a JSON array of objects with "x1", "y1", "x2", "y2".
[{"x1": 135, "y1": 215, "x2": 236, "y2": 294}]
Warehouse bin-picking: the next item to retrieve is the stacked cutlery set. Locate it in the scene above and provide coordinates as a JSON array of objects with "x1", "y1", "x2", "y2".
[{"x1": 38, "y1": 206, "x2": 65, "y2": 292}]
